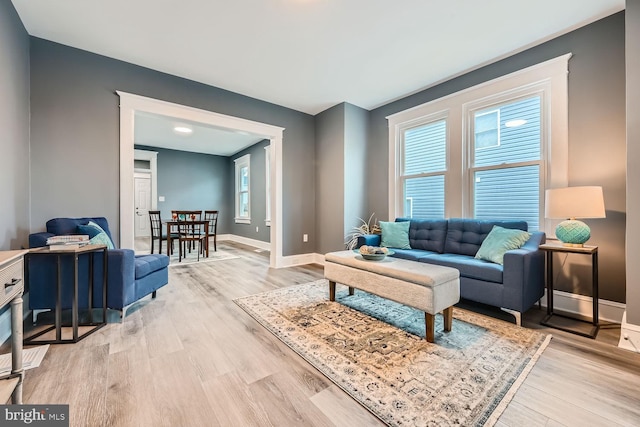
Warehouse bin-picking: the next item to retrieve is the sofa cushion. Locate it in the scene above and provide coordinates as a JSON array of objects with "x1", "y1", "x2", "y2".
[
  {"x1": 134, "y1": 254, "x2": 170, "y2": 280},
  {"x1": 444, "y1": 219, "x2": 528, "y2": 256},
  {"x1": 418, "y1": 253, "x2": 504, "y2": 284},
  {"x1": 475, "y1": 226, "x2": 531, "y2": 265},
  {"x1": 397, "y1": 218, "x2": 447, "y2": 253},
  {"x1": 391, "y1": 248, "x2": 439, "y2": 262},
  {"x1": 379, "y1": 221, "x2": 411, "y2": 249}
]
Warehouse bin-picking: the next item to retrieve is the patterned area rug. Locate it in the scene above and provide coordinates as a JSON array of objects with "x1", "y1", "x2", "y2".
[
  {"x1": 234, "y1": 280, "x2": 551, "y2": 427},
  {"x1": 169, "y1": 247, "x2": 239, "y2": 266}
]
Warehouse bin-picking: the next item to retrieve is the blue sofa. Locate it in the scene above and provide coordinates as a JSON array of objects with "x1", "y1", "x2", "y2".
[
  {"x1": 358, "y1": 218, "x2": 545, "y2": 324},
  {"x1": 28, "y1": 217, "x2": 169, "y2": 319}
]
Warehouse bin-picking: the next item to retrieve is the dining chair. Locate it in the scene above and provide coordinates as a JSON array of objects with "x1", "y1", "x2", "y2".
[
  {"x1": 173, "y1": 210, "x2": 203, "y2": 253},
  {"x1": 204, "y1": 210, "x2": 219, "y2": 252},
  {"x1": 149, "y1": 211, "x2": 177, "y2": 254},
  {"x1": 177, "y1": 220, "x2": 207, "y2": 262}
]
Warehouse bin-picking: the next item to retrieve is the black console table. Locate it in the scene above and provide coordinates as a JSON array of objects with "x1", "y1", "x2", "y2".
[
  {"x1": 539, "y1": 241, "x2": 599, "y2": 339},
  {"x1": 24, "y1": 244, "x2": 108, "y2": 344}
]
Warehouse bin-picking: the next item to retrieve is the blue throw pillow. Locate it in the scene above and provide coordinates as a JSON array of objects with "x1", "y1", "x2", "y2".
[
  {"x1": 379, "y1": 221, "x2": 411, "y2": 249},
  {"x1": 475, "y1": 226, "x2": 531, "y2": 265},
  {"x1": 77, "y1": 221, "x2": 115, "y2": 249}
]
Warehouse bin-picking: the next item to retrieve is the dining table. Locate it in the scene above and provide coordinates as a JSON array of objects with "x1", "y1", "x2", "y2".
[{"x1": 164, "y1": 219, "x2": 210, "y2": 258}]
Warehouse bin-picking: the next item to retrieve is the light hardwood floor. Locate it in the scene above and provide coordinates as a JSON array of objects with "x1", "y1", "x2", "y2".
[{"x1": 11, "y1": 242, "x2": 640, "y2": 426}]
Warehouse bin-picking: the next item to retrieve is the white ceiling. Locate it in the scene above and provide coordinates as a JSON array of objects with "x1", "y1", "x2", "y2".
[
  {"x1": 134, "y1": 112, "x2": 264, "y2": 156},
  {"x1": 11, "y1": 0, "x2": 624, "y2": 154}
]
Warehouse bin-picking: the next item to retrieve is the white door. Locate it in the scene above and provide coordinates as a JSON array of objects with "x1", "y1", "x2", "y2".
[{"x1": 134, "y1": 174, "x2": 152, "y2": 238}]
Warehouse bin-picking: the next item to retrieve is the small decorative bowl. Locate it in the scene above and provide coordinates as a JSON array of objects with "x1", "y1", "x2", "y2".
[{"x1": 353, "y1": 249, "x2": 395, "y2": 261}]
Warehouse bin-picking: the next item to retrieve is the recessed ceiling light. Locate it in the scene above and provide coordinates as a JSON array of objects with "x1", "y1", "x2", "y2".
[
  {"x1": 174, "y1": 126, "x2": 193, "y2": 134},
  {"x1": 504, "y1": 119, "x2": 527, "y2": 128}
]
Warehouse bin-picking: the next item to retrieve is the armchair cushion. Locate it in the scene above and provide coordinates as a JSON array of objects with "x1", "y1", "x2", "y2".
[{"x1": 135, "y1": 254, "x2": 169, "y2": 279}]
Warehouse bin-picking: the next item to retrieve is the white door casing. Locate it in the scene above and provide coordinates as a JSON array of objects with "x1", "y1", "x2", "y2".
[
  {"x1": 134, "y1": 173, "x2": 152, "y2": 237},
  {"x1": 118, "y1": 91, "x2": 285, "y2": 268}
]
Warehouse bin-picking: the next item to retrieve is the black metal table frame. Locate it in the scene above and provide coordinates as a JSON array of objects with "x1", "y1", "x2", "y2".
[
  {"x1": 540, "y1": 244, "x2": 599, "y2": 339},
  {"x1": 24, "y1": 245, "x2": 108, "y2": 345}
]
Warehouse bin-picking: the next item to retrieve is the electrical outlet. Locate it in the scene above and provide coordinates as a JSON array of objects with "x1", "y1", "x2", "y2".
[
  {"x1": 303, "y1": 234, "x2": 308, "y2": 242},
  {"x1": 256, "y1": 226, "x2": 259, "y2": 233},
  {"x1": 158, "y1": 196, "x2": 165, "y2": 202}
]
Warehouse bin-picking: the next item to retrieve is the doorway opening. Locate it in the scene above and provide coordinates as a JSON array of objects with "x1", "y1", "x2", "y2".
[{"x1": 118, "y1": 91, "x2": 285, "y2": 268}]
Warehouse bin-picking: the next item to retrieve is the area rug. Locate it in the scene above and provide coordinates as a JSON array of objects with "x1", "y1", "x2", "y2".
[
  {"x1": 169, "y1": 247, "x2": 239, "y2": 266},
  {"x1": 234, "y1": 280, "x2": 551, "y2": 427}
]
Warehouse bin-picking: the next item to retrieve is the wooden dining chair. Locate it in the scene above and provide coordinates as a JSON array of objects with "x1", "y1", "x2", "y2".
[
  {"x1": 177, "y1": 220, "x2": 206, "y2": 262},
  {"x1": 204, "y1": 210, "x2": 219, "y2": 252},
  {"x1": 148, "y1": 211, "x2": 178, "y2": 254},
  {"x1": 173, "y1": 210, "x2": 203, "y2": 253}
]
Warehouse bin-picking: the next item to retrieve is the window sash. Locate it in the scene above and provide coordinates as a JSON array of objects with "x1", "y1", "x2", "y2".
[{"x1": 234, "y1": 154, "x2": 251, "y2": 223}]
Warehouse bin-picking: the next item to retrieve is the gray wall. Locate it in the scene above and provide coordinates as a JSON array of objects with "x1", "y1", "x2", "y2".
[
  {"x1": 0, "y1": 1, "x2": 30, "y2": 251},
  {"x1": 29, "y1": 38, "x2": 315, "y2": 256},
  {"x1": 135, "y1": 146, "x2": 231, "y2": 233},
  {"x1": 626, "y1": 2, "x2": 640, "y2": 325},
  {"x1": 315, "y1": 102, "x2": 370, "y2": 254},
  {"x1": 367, "y1": 13, "x2": 627, "y2": 304},
  {"x1": 343, "y1": 103, "x2": 369, "y2": 238},
  {"x1": 315, "y1": 104, "x2": 345, "y2": 254},
  {"x1": 229, "y1": 140, "x2": 271, "y2": 242}
]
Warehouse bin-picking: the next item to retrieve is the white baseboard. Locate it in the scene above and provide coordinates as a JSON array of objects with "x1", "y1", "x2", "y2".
[
  {"x1": 541, "y1": 289, "x2": 625, "y2": 324},
  {"x1": 277, "y1": 253, "x2": 322, "y2": 268},
  {"x1": 619, "y1": 312, "x2": 640, "y2": 353},
  {"x1": 218, "y1": 234, "x2": 270, "y2": 251}
]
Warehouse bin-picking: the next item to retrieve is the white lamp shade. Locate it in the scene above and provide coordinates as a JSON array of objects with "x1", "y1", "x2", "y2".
[{"x1": 545, "y1": 186, "x2": 606, "y2": 219}]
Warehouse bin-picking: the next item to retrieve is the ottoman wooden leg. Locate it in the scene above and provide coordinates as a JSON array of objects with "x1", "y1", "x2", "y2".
[
  {"x1": 425, "y1": 313, "x2": 435, "y2": 343},
  {"x1": 329, "y1": 281, "x2": 336, "y2": 301},
  {"x1": 443, "y1": 306, "x2": 453, "y2": 332},
  {"x1": 348, "y1": 286, "x2": 354, "y2": 296}
]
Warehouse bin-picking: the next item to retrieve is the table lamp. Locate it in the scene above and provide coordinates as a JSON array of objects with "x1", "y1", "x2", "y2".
[{"x1": 545, "y1": 186, "x2": 606, "y2": 247}]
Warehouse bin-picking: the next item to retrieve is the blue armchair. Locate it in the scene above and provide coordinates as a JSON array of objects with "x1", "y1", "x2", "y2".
[{"x1": 27, "y1": 217, "x2": 169, "y2": 319}]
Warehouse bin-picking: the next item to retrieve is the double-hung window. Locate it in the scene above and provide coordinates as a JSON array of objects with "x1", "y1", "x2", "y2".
[
  {"x1": 469, "y1": 95, "x2": 542, "y2": 229},
  {"x1": 234, "y1": 154, "x2": 250, "y2": 224},
  {"x1": 400, "y1": 116, "x2": 447, "y2": 219},
  {"x1": 265, "y1": 145, "x2": 271, "y2": 226},
  {"x1": 388, "y1": 54, "x2": 570, "y2": 233}
]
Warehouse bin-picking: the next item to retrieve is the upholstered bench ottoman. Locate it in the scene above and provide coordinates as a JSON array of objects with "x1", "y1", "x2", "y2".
[{"x1": 324, "y1": 250, "x2": 460, "y2": 342}]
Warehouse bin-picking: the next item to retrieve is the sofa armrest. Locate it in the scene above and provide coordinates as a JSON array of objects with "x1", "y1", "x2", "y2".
[
  {"x1": 357, "y1": 234, "x2": 381, "y2": 248},
  {"x1": 501, "y1": 231, "x2": 546, "y2": 312},
  {"x1": 104, "y1": 249, "x2": 136, "y2": 308},
  {"x1": 29, "y1": 232, "x2": 55, "y2": 248}
]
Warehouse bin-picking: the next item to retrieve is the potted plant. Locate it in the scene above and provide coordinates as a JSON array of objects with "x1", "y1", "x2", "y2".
[{"x1": 344, "y1": 213, "x2": 381, "y2": 250}]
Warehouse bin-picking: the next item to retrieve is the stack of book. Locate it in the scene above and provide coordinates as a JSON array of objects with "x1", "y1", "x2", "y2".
[{"x1": 46, "y1": 235, "x2": 90, "y2": 250}]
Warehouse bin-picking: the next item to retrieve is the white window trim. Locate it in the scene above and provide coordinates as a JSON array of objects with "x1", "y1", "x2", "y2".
[
  {"x1": 235, "y1": 154, "x2": 251, "y2": 224},
  {"x1": 265, "y1": 145, "x2": 271, "y2": 227},
  {"x1": 387, "y1": 53, "x2": 571, "y2": 235}
]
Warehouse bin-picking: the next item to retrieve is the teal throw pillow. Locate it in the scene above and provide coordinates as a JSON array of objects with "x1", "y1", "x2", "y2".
[
  {"x1": 379, "y1": 221, "x2": 411, "y2": 249},
  {"x1": 475, "y1": 226, "x2": 531, "y2": 265},
  {"x1": 77, "y1": 224, "x2": 101, "y2": 239},
  {"x1": 77, "y1": 221, "x2": 115, "y2": 249}
]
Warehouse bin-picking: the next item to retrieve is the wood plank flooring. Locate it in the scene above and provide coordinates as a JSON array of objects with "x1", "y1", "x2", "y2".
[{"x1": 9, "y1": 242, "x2": 640, "y2": 426}]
